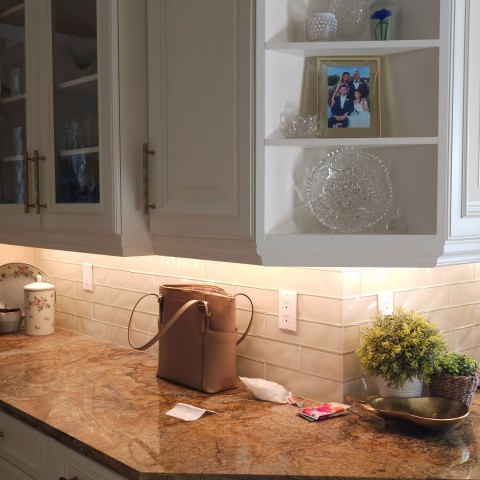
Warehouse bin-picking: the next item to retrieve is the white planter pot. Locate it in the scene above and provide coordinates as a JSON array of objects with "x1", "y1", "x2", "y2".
[{"x1": 377, "y1": 376, "x2": 423, "y2": 397}]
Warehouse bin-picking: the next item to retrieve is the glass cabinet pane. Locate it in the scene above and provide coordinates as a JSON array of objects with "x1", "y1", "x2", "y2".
[
  {"x1": 0, "y1": 0, "x2": 26, "y2": 205},
  {"x1": 51, "y1": 0, "x2": 99, "y2": 204}
]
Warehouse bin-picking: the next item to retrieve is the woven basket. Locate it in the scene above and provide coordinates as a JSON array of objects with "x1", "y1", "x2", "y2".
[{"x1": 429, "y1": 373, "x2": 479, "y2": 407}]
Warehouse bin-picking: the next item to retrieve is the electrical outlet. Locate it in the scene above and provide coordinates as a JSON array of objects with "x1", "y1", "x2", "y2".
[
  {"x1": 278, "y1": 290, "x2": 297, "y2": 332},
  {"x1": 378, "y1": 291, "x2": 394, "y2": 315},
  {"x1": 82, "y1": 263, "x2": 93, "y2": 291}
]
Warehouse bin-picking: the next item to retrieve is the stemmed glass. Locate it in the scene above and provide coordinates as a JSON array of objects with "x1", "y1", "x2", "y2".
[{"x1": 70, "y1": 46, "x2": 96, "y2": 77}]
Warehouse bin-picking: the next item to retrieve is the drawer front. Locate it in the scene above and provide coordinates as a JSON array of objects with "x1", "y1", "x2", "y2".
[
  {"x1": 0, "y1": 456, "x2": 34, "y2": 480},
  {"x1": 52, "y1": 441, "x2": 127, "y2": 480},
  {"x1": 0, "y1": 411, "x2": 50, "y2": 479}
]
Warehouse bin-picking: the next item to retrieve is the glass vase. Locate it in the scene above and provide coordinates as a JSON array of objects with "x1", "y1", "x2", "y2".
[
  {"x1": 369, "y1": 0, "x2": 396, "y2": 41},
  {"x1": 328, "y1": 0, "x2": 374, "y2": 40}
]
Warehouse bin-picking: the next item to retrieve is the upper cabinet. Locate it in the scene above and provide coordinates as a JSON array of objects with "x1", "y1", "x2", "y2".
[
  {"x1": 0, "y1": 0, "x2": 152, "y2": 256},
  {"x1": 146, "y1": 0, "x2": 259, "y2": 264},
  {"x1": 256, "y1": 0, "x2": 452, "y2": 266},
  {"x1": 439, "y1": 0, "x2": 480, "y2": 265}
]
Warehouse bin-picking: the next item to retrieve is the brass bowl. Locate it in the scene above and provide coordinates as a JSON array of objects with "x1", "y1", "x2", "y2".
[{"x1": 348, "y1": 396, "x2": 470, "y2": 432}]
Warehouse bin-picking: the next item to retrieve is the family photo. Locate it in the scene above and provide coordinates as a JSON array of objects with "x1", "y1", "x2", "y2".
[{"x1": 327, "y1": 66, "x2": 371, "y2": 129}]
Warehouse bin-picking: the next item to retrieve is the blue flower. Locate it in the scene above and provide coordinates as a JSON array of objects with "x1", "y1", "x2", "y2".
[{"x1": 371, "y1": 9, "x2": 392, "y2": 21}]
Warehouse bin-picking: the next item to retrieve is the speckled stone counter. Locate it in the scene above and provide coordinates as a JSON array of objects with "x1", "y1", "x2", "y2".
[{"x1": 0, "y1": 329, "x2": 479, "y2": 480}]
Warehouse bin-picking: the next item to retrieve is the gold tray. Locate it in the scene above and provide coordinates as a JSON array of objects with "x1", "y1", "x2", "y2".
[{"x1": 348, "y1": 396, "x2": 470, "y2": 432}]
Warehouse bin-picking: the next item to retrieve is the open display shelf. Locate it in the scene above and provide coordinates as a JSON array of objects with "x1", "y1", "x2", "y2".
[{"x1": 256, "y1": 0, "x2": 450, "y2": 266}]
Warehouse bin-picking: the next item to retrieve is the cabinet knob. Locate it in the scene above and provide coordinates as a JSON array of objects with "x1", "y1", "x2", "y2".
[{"x1": 0, "y1": 431, "x2": 4, "y2": 438}]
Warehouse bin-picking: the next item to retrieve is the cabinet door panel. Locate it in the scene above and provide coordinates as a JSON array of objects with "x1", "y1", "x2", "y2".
[
  {"x1": 148, "y1": 0, "x2": 255, "y2": 245},
  {"x1": 0, "y1": 457, "x2": 33, "y2": 480}
]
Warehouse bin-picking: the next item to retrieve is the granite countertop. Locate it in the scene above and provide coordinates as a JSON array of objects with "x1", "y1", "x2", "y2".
[{"x1": 0, "y1": 328, "x2": 479, "y2": 480}]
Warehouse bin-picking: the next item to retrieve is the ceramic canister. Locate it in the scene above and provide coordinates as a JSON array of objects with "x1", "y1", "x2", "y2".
[{"x1": 24, "y1": 275, "x2": 55, "y2": 336}]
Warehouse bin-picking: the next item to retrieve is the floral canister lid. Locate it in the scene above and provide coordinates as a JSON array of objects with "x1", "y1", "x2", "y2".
[{"x1": 24, "y1": 275, "x2": 55, "y2": 291}]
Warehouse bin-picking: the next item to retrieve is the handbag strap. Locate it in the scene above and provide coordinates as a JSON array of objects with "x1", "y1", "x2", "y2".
[{"x1": 128, "y1": 291, "x2": 254, "y2": 350}]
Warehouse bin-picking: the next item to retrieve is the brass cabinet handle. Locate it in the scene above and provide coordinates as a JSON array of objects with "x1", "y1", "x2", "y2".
[
  {"x1": 143, "y1": 142, "x2": 156, "y2": 215},
  {"x1": 33, "y1": 150, "x2": 46, "y2": 214},
  {"x1": 23, "y1": 150, "x2": 46, "y2": 214},
  {"x1": 23, "y1": 150, "x2": 33, "y2": 213}
]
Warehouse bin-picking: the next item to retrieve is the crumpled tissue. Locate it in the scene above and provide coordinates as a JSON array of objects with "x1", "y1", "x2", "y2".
[
  {"x1": 239, "y1": 377, "x2": 292, "y2": 403},
  {"x1": 165, "y1": 403, "x2": 217, "y2": 422}
]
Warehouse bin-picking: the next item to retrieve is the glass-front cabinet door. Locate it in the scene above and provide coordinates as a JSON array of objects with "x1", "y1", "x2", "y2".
[
  {"x1": 0, "y1": 1, "x2": 27, "y2": 212},
  {"x1": 51, "y1": 0, "x2": 99, "y2": 205}
]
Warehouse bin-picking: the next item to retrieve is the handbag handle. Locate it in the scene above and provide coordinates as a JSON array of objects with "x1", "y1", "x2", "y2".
[{"x1": 128, "y1": 292, "x2": 254, "y2": 350}]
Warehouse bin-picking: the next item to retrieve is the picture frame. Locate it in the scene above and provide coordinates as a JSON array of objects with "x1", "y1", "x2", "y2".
[{"x1": 316, "y1": 57, "x2": 380, "y2": 138}]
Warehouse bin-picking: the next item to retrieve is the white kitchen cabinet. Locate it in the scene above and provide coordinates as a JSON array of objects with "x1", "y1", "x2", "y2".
[
  {"x1": 146, "y1": 0, "x2": 259, "y2": 264},
  {"x1": 0, "y1": 0, "x2": 152, "y2": 256},
  {"x1": 256, "y1": 0, "x2": 453, "y2": 266},
  {"x1": 52, "y1": 441, "x2": 127, "y2": 480},
  {"x1": 0, "y1": 410, "x2": 51, "y2": 479},
  {"x1": 439, "y1": 0, "x2": 480, "y2": 265}
]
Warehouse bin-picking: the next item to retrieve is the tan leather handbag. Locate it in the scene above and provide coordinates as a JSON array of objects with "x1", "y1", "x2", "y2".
[{"x1": 128, "y1": 284, "x2": 253, "y2": 393}]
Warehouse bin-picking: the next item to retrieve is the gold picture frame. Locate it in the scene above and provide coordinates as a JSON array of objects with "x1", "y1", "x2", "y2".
[{"x1": 317, "y1": 57, "x2": 380, "y2": 138}]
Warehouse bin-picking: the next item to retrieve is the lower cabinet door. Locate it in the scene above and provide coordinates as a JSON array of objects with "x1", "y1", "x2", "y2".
[
  {"x1": 52, "y1": 441, "x2": 127, "y2": 480},
  {"x1": 0, "y1": 457, "x2": 34, "y2": 480}
]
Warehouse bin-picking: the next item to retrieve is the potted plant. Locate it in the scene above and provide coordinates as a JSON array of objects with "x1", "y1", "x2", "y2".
[
  {"x1": 356, "y1": 307, "x2": 447, "y2": 397},
  {"x1": 429, "y1": 352, "x2": 479, "y2": 407}
]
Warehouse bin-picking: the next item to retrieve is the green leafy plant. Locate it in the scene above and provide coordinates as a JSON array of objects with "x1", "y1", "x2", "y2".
[
  {"x1": 356, "y1": 307, "x2": 447, "y2": 389},
  {"x1": 437, "y1": 352, "x2": 479, "y2": 377}
]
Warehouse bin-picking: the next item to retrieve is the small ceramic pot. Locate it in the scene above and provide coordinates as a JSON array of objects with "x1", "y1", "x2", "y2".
[
  {"x1": 24, "y1": 275, "x2": 55, "y2": 336},
  {"x1": 0, "y1": 308, "x2": 22, "y2": 334}
]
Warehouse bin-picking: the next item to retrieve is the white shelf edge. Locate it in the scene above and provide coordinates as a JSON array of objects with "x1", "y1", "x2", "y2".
[
  {"x1": 265, "y1": 137, "x2": 439, "y2": 148},
  {"x1": 265, "y1": 39, "x2": 441, "y2": 57},
  {"x1": 58, "y1": 146, "x2": 99, "y2": 156},
  {"x1": 0, "y1": 93, "x2": 26, "y2": 105},
  {"x1": 0, "y1": 3, "x2": 24, "y2": 20},
  {"x1": 1, "y1": 155, "x2": 22, "y2": 162}
]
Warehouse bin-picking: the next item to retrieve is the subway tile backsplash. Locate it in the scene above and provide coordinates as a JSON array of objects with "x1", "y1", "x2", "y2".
[{"x1": 5, "y1": 246, "x2": 478, "y2": 403}]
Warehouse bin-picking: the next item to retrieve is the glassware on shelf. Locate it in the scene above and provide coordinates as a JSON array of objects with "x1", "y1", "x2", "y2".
[
  {"x1": 304, "y1": 13, "x2": 337, "y2": 42},
  {"x1": 289, "y1": 114, "x2": 322, "y2": 138},
  {"x1": 12, "y1": 125, "x2": 22, "y2": 156},
  {"x1": 369, "y1": 0, "x2": 395, "y2": 41},
  {"x1": 386, "y1": 209, "x2": 406, "y2": 234},
  {"x1": 328, "y1": 0, "x2": 375, "y2": 40},
  {"x1": 69, "y1": 45, "x2": 96, "y2": 77},
  {"x1": 305, "y1": 146, "x2": 393, "y2": 233}
]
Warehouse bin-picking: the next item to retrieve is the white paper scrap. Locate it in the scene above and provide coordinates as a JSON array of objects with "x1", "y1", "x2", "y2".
[{"x1": 165, "y1": 403, "x2": 217, "y2": 422}]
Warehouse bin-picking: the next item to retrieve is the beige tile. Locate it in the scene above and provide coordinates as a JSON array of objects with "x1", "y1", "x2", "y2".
[
  {"x1": 93, "y1": 303, "x2": 130, "y2": 328},
  {"x1": 264, "y1": 316, "x2": 343, "y2": 353},
  {"x1": 232, "y1": 286, "x2": 277, "y2": 314},
  {"x1": 423, "y1": 264, "x2": 475, "y2": 287},
  {"x1": 423, "y1": 306, "x2": 475, "y2": 331},
  {"x1": 93, "y1": 267, "x2": 131, "y2": 289},
  {"x1": 93, "y1": 285, "x2": 111, "y2": 305},
  {"x1": 205, "y1": 261, "x2": 264, "y2": 288},
  {"x1": 36, "y1": 259, "x2": 59, "y2": 278},
  {"x1": 74, "y1": 282, "x2": 94, "y2": 301},
  {"x1": 58, "y1": 262, "x2": 82, "y2": 282},
  {"x1": 237, "y1": 310, "x2": 264, "y2": 337},
  {"x1": 360, "y1": 268, "x2": 423, "y2": 295},
  {"x1": 394, "y1": 286, "x2": 450, "y2": 312},
  {"x1": 110, "y1": 288, "x2": 156, "y2": 312},
  {"x1": 76, "y1": 252, "x2": 112, "y2": 268},
  {"x1": 128, "y1": 310, "x2": 158, "y2": 336},
  {"x1": 343, "y1": 325, "x2": 361, "y2": 353},
  {"x1": 266, "y1": 267, "x2": 343, "y2": 297},
  {"x1": 343, "y1": 352, "x2": 362, "y2": 380},
  {"x1": 343, "y1": 296, "x2": 377, "y2": 325},
  {"x1": 76, "y1": 317, "x2": 112, "y2": 342},
  {"x1": 74, "y1": 299, "x2": 93, "y2": 319},
  {"x1": 236, "y1": 357, "x2": 265, "y2": 379},
  {"x1": 55, "y1": 311, "x2": 76, "y2": 331},
  {"x1": 131, "y1": 272, "x2": 160, "y2": 294},
  {"x1": 110, "y1": 255, "x2": 155, "y2": 273},
  {"x1": 301, "y1": 348, "x2": 343, "y2": 381},
  {"x1": 155, "y1": 256, "x2": 206, "y2": 280},
  {"x1": 475, "y1": 305, "x2": 480, "y2": 324},
  {"x1": 236, "y1": 336, "x2": 301, "y2": 370},
  {"x1": 39, "y1": 249, "x2": 80, "y2": 263},
  {"x1": 451, "y1": 281, "x2": 480, "y2": 306},
  {"x1": 343, "y1": 271, "x2": 361, "y2": 297},
  {"x1": 265, "y1": 365, "x2": 343, "y2": 403},
  {"x1": 450, "y1": 325, "x2": 480, "y2": 351},
  {"x1": 302, "y1": 295, "x2": 342, "y2": 325},
  {"x1": 54, "y1": 278, "x2": 76, "y2": 297},
  {"x1": 56, "y1": 295, "x2": 76, "y2": 316},
  {"x1": 342, "y1": 379, "x2": 362, "y2": 402}
]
